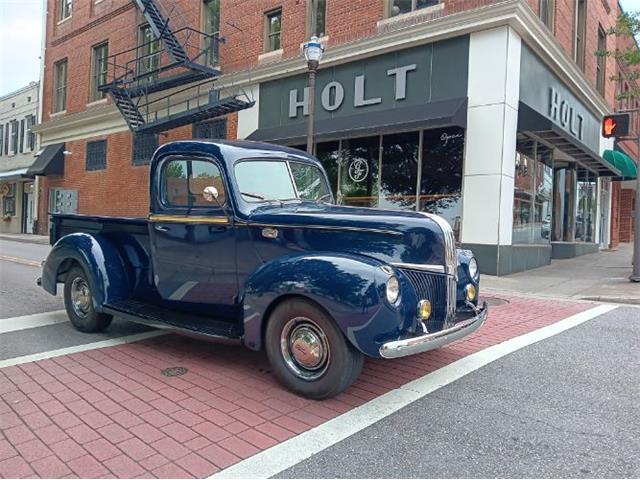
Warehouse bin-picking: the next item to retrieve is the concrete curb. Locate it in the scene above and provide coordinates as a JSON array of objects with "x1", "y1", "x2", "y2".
[
  {"x1": 579, "y1": 296, "x2": 640, "y2": 306},
  {"x1": 0, "y1": 234, "x2": 49, "y2": 245},
  {"x1": 483, "y1": 289, "x2": 640, "y2": 307}
]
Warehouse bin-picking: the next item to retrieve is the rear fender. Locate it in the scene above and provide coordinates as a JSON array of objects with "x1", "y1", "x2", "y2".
[
  {"x1": 241, "y1": 253, "x2": 407, "y2": 357},
  {"x1": 42, "y1": 233, "x2": 130, "y2": 310}
]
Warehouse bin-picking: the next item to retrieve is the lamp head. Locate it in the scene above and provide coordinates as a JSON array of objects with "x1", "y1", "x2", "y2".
[{"x1": 303, "y1": 35, "x2": 324, "y2": 63}]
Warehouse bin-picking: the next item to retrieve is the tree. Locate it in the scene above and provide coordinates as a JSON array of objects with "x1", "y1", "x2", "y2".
[{"x1": 598, "y1": 12, "x2": 640, "y2": 102}]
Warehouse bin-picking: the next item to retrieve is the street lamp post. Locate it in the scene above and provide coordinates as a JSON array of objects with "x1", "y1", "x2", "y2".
[
  {"x1": 614, "y1": 108, "x2": 640, "y2": 282},
  {"x1": 632, "y1": 113, "x2": 640, "y2": 282},
  {"x1": 303, "y1": 36, "x2": 324, "y2": 155}
]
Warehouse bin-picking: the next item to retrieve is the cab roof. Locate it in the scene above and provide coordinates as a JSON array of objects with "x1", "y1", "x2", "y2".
[{"x1": 152, "y1": 139, "x2": 320, "y2": 173}]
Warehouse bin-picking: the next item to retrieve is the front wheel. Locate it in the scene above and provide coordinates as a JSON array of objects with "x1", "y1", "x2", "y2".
[
  {"x1": 63, "y1": 266, "x2": 113, "y2": 333},
  {"x1": 265, "y1": 298, "x2": 364, "y2": 400}
]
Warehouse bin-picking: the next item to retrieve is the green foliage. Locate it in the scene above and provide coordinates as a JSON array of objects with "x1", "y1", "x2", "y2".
[{"x1": 601, "y1": 12, "x2": 640, "y2": 102}]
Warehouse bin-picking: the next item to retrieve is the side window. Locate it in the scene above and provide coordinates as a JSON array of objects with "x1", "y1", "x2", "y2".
[{"x1": 162, "y1": 158, "x2": 226, "y2": 209}]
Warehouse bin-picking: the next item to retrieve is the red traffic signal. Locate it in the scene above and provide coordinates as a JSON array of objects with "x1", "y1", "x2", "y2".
[{"x1": 602, "y1": 114, "x2": 631, "y2": 138}]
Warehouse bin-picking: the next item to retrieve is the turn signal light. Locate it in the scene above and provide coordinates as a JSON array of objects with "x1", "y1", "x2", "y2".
[
  {"x1": 418, "y1": 300, "x2": 432, "y2": 320},
  {"x1": 465, "y1": 284, "x2": 477, "y2": 302}
]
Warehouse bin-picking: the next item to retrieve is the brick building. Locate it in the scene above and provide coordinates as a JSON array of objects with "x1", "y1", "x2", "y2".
[{"x1": 34, "y1": 0, "x2": 637, "y2": 274}]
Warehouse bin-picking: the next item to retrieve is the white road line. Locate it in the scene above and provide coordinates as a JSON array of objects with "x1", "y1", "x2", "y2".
[
  {"x1": 0, "y1": 330, "x2": 168, "y2": 369},
  {"x1": 211, "y1": 303, "x2": 617, "y2": 479},
  {"x1": 0, "y1": 310, "x2": 68, "y2": 334}
]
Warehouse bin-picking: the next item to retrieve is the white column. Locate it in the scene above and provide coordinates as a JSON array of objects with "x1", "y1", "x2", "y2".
[
  {"x1": 461, "y1": 26, "x2": 521, "y2": 247},
  {"x1": 236, "y1": 85, "x2": 260, "y2": 140}
]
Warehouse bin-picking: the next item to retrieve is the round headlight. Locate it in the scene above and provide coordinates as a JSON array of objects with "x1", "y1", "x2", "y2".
[
  {"x1": 386, "y1": 276, "x2": 400, "y2": 304},
  {"x1": 468, "y1": 257, "x2": 479, "y2": 280}
]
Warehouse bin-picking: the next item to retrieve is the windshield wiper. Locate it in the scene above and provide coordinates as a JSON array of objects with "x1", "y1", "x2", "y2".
[
  {"x1": 241, "y1": 192, "x2": 266, "y2": 200},
  {"x1": 318, "y1": 193, "x2": 333, "y2": 203}
]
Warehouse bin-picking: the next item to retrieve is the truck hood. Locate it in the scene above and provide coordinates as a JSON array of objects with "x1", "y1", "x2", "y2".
[{"x1": 243, "y1": 202, "x2": 450, "y2": 267}]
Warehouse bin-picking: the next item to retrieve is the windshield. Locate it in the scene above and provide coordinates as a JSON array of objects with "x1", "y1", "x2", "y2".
[{"x1": 235, "y1": 160, "x2": 332, "y2": 203}]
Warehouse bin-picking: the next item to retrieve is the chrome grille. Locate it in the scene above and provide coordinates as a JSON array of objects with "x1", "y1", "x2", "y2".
[
  {"x1": 399, "y1": 268, "x2": 448, "y2": 333},
  {"x1": 418, "y1": 212, "x2": 457, "y2": 327}
]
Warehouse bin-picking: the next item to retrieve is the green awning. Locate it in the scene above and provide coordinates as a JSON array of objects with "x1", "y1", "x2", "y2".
[{"x1": 603, "y1": 150, "x2": 638, "y2": 179}]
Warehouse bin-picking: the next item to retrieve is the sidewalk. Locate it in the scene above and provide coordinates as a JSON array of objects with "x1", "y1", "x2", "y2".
[
  {"x1": 0, "y1": 233, "x2": 49, "y2": 245},
  {"x1": 481, "y1": 243, "x2": 640, "y2": 305}
]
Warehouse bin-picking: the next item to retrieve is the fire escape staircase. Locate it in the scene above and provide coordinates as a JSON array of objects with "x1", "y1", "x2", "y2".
[{"x1": 100, "y1": 0, "x2": 254, "y2": 134}]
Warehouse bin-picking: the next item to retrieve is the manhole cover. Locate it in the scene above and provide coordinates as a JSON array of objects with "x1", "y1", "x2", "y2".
[
  {"x1": 161, "y1": 366, "x2": 188, "y2": 377},
  {"x1": 483, "y1": 296, "x2": 509, "y2": 306}
]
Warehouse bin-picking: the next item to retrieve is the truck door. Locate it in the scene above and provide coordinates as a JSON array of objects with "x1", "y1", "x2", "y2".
[{"x1": 149, "y1": 155, "x2": 237, "y2": 308}]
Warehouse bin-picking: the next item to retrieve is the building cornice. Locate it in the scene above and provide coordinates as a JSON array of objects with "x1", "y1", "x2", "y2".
[{"x1": 35, "y1": 0, "x2": 611, "y2": 144}]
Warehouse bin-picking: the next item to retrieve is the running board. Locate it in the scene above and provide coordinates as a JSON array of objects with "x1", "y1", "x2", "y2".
[{"x1": 103, "y1": 298, "x2": 242, "y2": 344}]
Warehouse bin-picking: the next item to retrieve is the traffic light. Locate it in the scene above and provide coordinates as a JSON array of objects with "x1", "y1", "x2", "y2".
[{"x1": 602, "y1": 114, "x2": 631, "y2": 138}]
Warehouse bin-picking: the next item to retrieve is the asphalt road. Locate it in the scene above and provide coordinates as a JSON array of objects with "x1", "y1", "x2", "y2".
[
  {"x1": 0, "y1": 239, "x2": 63, "y2": 318},
  {"x1": 0, "y1": 239, "x2": 152, "y2": 358},
  {"x1": 278, "y1": 306, "x2": 640, "y2": 478}
]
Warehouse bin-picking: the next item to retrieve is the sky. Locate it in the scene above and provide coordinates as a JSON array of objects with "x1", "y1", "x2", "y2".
[
  {"x1": 0, "y1": 0, "x2": 43, "y2": 97},
  {"x1": 2, "y1": 0, "x2": 640, "y2": 97}
]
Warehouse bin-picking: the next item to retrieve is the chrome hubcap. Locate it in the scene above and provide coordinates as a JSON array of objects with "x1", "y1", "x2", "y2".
[
  {"x1": 280, "y1": 317, "x2": 330, "y2": 381},
  {"x1": 70, "y1": 277, "x2": 91, "y2": 318}
]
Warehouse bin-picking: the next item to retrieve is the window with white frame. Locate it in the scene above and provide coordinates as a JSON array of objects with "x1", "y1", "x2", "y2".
[
  {"x1": 308, "y1": 0, "x2": 327, "y2": 37},
  {"x1": 389, "y1": 0, "x2": 439, "y2": 17},
  {"x1": 90, "y1": 42, "x2": 109, "y2": 102},
  {"x1": 265, "y1": 9, "x2": 282, "y2": 52},
  {"x1": 59, "y1": 0, "x2": 72, "y2": 21},
  {"x1": 26, "y1": 115, "x2": 36, "y2": 151},
  {"x1": 203, "y1": 0, "x2": 220, "y2": 66},
  {"x1": 53, "y1": 59, "x2": 68, "y2": 113},
  {"x1": 9, "y1": 120, "x2": 18, "y2": 154},
  {"x1": 574, "y1": 0, "x2": 586, "y2": 71},
  {"x1": 539, "y1": 0, "x2": 554, "y2": 30}
]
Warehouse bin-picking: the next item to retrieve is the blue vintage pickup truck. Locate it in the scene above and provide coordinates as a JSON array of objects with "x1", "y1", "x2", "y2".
[{"x1": 39, "y1": 140, "x2": 487, "y2": 399}]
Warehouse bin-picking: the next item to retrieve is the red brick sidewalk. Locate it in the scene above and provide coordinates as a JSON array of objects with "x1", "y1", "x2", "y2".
[{"x1": 0, "y1": 294, "x2": 593, "y2": 478}]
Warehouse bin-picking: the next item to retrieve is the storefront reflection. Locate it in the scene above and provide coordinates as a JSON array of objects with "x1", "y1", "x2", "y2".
[{"x1": 312, "y1": 126, "x2": 465, "y2": 240}]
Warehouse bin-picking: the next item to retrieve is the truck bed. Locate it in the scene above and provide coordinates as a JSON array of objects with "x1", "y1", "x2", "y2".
[{"x1": 50, "y1": 213, "x2": 148, "y2": 245}]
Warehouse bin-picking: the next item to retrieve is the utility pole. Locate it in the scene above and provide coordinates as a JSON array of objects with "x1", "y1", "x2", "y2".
[
  {"x1": 608, "y1": 109, "x2": 640, "y2": 282},
  {"x1": 632, "y1": 110, "x2": 640, "y2": 281}
]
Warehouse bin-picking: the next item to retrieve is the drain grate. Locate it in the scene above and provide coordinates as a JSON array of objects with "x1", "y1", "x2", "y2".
[
  {"x1": 161, "y1": 366, "x2": 188, "y2": 377},
  {"x1": 483, "y1": 296, "x2": 509, "y2": 307}
]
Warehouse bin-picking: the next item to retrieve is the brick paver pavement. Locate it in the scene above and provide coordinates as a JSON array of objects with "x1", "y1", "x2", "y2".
[{"x1": 0, "y1": 294, "x2": 593, "y2": 478}]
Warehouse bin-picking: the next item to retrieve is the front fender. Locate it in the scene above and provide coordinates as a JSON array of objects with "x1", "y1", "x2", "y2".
[
  {"x1": 241, "y1": 252, "x2": 407, "y2": 357},
  {"x1": 42, "y1": 233, "x2": 130, "y2": 311}
]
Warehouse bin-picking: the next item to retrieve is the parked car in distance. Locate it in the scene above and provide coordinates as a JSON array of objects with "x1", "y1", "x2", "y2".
[{"x1": 38, "y1": 140, "x2": 487, "y2": 399}]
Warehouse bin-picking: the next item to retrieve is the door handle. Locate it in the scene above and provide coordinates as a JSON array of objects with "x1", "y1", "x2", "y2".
[{"x1": 154, "y1": 225, "x2": 170, "y2": 233}]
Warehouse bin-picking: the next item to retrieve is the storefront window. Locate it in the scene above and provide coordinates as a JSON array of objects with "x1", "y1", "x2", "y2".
[
  {"x1": 308, "y1": 128, "x2": 466, "y2": 237},
  {"x1": 339, "y1": 136, "x2": 380, "y2": 208},
  {"x1": 315, "y1": 141, "x2": 340, "y2": 194},
  {"x1": 380, "y1": 132, "x2": 419, "y2": 210},
  {"x1": 575, "y1": 168, "x2": 597, "y2": 242},
  {"x1": 420, "y1": 127, "x2": 464, "y2": 239},
  {"x1": 513, "y1": 137, "x2": 553, "y2": 244},
  {"x1": 533, "y1": 157, "x2": 553, "y2": 243}
]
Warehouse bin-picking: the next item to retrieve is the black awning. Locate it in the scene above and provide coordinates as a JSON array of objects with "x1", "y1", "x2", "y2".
[
  {"x1": 248, "y1": 97, "x2": 468, "y2": 144},
  {"x1": 26, "y1": 143, "x2": 65, "y2": 177},
  {"x1": 518, "y1": 103, "x2": 620, "y2": 176}
]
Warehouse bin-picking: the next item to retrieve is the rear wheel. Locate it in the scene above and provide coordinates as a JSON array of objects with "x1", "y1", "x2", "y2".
[
  {"x1": 265, "y1": 298, "x2": 364, "y2": 400},
  {"x1": 63, "y1": 266, "x2": 112, "y2": 333}
]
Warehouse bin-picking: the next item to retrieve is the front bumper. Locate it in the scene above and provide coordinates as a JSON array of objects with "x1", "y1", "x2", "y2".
[{"x1": 379, "y1": 301, "x2": 488, "y2": 359}]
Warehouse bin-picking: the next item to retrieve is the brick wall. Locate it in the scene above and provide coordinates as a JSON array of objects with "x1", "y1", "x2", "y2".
[
  {"x1": 610, "y1": 181, "x2": 621, "y2": 248},
  {"x1": 619, "y1": 188, "x2": 636, "y2": 243}
]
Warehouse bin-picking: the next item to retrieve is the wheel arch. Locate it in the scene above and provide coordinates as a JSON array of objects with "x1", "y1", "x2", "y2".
[
  {"x1": 42, "y1": 233, "x2": 130, "y2": 310},
  {"x1": 241, "y1": 252, "x2": 395, "y2": 356}
]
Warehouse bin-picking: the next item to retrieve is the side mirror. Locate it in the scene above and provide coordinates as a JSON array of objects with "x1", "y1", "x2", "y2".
[{"x1": 203, "y1": 186, "x2": 219, "y2": 203}]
